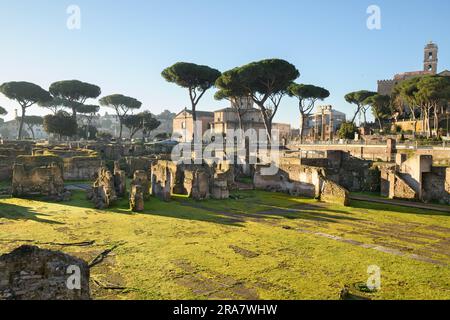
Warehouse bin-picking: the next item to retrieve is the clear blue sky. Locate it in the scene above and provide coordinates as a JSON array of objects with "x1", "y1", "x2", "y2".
[{"x1": 0, "y1": 0, "x2": 449, "y2": 127}]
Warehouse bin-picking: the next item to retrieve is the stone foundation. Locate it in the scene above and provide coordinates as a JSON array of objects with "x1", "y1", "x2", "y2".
[
  {"x1": 11, "y1": 155, "x2": 66, "y2": 199},
  {"x1": 0, "y1": 245, "x2": 90, "y2": 300},
  {"x1": 63, "y1": 157, "x2": 102, "y2": 181}
]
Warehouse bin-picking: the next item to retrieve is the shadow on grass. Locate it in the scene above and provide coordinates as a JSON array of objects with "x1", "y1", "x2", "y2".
[
  {"x1": 28, "y1": 188, "x2": 438, "y2": 227},
  {"x1": 57, "y1": 190, "x2": 366, "y2": 227},
  {"x1": 0, "y1": 202, "x2": 64, "y2": 225},
  {"x1": 349, "y1": 200, "x2": 450, "y2": 217}
]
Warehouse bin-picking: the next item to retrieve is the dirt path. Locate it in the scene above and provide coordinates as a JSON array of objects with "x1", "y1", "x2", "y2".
[{"x1": 350, "y1": 194, "x2": 450, "y2": 213}]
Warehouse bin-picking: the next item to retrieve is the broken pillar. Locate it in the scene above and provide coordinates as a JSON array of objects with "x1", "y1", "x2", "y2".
[
  {"x1": 132, "y1": 170, "x2": 150, "y2": 199},
  {"x1": 129, "y1": 184, "x2": 145, "y2": 212},
  {"x1": 113, "y1": 161, "x2": 127, "y2": 198},
  {"x1": 87, "y1": 167, "x2": 117, "y2": 209}
]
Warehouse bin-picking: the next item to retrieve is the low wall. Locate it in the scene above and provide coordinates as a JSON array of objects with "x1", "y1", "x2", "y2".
[
  {"x1": 288, "y1": 144, "x2": 393, "y2": 162},
  {"x1": 422, "y1": 167, "x2": 450, "y2": 205},
  {"x1": 12, "y1": 155, "x2": 65, "y2": 197},
  {"x1": 63, "y1": 157, "x2": 102, "y2": 181}
]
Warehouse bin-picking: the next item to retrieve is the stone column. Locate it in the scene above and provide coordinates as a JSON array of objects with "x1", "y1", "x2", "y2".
[
  {"x1": 321, "y1": 111, "x2": 325, "y2": 141},
  {"x1": 329, "y1": 112, "x2": 334, "y2": 141},
  {"x1": 314, "y1": 114, "x2": 319, "y2": 141}
]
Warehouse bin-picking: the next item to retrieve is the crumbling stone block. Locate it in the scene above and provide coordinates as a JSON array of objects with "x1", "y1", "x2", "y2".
[
  {"x1": 320, "y1": 177, "x2": 350, "y2": 206},
  {"x1": 130, "y1": 184, "x2": 145, "y2": 212},
  {"x1": 211, "y1": 172, "x2": 229, "y2": 200},
  {"x1": 0, "y1": 245, "x2": 90, "y2": 300},
  {"x1": 63, "y1": 157, "x2": 102, "y2": 181},
  {"x1": 184, "y1": 168, "x2": 211, "y2": 200},
  {"x1": 150, "y1": 160, "x2": 175, "y2": 201},
  {"x1": 11, "y1": 155, "x2": 65, "y2": 199},
  {"x1": 87, "y1": 167, "x2": 117, "y2": 209},
  {"x1": 125, "y1": 156, "x2": 154, "y2": 178},
  {"x1": 132, "y1": 170, "x2": 150, "y2": 199},
  {"x1": 113, "y1": 161, "x2": 127, "y2": 198}
]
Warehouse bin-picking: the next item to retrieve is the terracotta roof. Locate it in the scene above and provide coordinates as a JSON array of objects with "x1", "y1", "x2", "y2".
[{"x1": 176, "y1": 109, "x2": 214, "y2": 118}]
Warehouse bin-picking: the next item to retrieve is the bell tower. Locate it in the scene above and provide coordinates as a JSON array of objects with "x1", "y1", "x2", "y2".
[{"x1": 424, "y1": 41, "x2": 438, "y2": 74}]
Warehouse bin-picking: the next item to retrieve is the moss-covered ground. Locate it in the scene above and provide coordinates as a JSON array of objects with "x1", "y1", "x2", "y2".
[{"x1": 0, "y1": 188, "x2": 449, "y2": 300}]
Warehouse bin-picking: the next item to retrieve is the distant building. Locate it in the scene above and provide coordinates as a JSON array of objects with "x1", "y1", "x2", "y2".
[
  {"x1": 0, "y1": 112, "x2": 48, "y2": 140},
  {"x1": 211, "y1": 97, "x2": 264, "y2": 133},
  {"x1": 173, "y1": 97, "x2": 292, "y2": 143},
  {"x1": 301, "y1": 105, "x2": 346, "y2": 141},
  {"x1": 172, "y1": 109, "x2": 214, "y2": 142},
  {"x1": 377, "y1": 42, "x2": 447, "y2": 95}
]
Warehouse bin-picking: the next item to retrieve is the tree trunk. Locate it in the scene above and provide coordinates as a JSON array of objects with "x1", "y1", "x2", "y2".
[
  {"x1": 299, "y1": 112, "x2": 306, "y2": 143},
  {"x1": 119, "y1": 118, "x2": 123, "y2": 140},
  {"x1": 377, "y1": 116, "x2": 382, "y2": 131},
  {"x1": 351, "y1": 104, "x2": 361, "y2": 124},
  {"x1": 192, "y1": 104, "x2": 198, "y2": 143},
  {"x1": 28, "y1": 125, "x2": 35, "y2": 140},
  {"x1": 17, "y1": 106, "x2": 26, "y2": 140}
]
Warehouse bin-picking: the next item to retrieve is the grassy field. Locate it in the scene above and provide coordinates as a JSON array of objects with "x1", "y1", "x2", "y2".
[{"x1": 0, "y1": 188, "x2": 449, "y2": 300}]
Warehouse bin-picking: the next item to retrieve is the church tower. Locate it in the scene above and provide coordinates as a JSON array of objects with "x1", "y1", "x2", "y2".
[{"x1": 424, "y1": 41, "x2": 438, "y2": 74}]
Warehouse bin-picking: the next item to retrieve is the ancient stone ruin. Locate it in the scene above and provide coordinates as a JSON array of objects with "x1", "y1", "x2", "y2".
[
  {"x1": 87, "y1": 167, "x2": 118, "y2": 209},
  {"x1": 132, "y1": 170, "x2": 150, "y2": 199},
  {"x1": 11, "y1": 155, "x2": 69, "y2": 200},
  {"x1": 253, "y1": 154, "x2": 351, "y2": 206},
  {"x1": 320, "y1": 177, "x2": 350, "y2": 206},
  {"x1": 130, "y1": 184, "x2": 145, "y2": 212},
  {"x1": 0, "y1": 245, "x2": 90, "y2": 300},
  {"x1": 149, "y1": 160, "x2": 233, "y2": 201},
  {"x1": 184, "y1": 166, "x2": 211, "y2": 200},
  {"x1": 211, "y1": 172, "x2": 230, "y2": 200},
  {"x1": 150, "y1": 160, "x2": 176, "y2": 202},
  {"x1": 113, "y1": 161, "x2": 127, "y2": 198},
  {"x1": 380, "y1": 153, "x2": 450, "y2": 204}
]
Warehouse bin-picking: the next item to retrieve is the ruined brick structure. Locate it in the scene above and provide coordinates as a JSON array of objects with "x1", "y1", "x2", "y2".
[
  {"x1": 125, "y1": 156, "x2": 155, "y2": 178},
  {"x1": 113, "y1": 161, "x2": 127, "y2": 198},
  {"x1": 0, "y1": 246, "x2": 90, "y2": 300},
  {"x1": 87, "y1": 167, "x2": 117, "y2": 209},
  {"x1": 150, "y1": 160, "x2": 176, "y2": 201},
  {"x1": 381, "y1": 153, "x2": 450, "y2": 203},
  {"x1": 149, "y1": 160, "x2": 233, "y2": 201},
  {"x1": 11, "y1": 155, "x2": 66, "y2": 199},
  {"x1": 132, "y1": 170, "x2": 150, "y2": 199},
  {"x1": 129, "y1": 184, "x2": 145, "y2": 212}
]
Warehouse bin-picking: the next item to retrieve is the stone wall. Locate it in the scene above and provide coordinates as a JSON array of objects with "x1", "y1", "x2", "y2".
[
  {"x1": 320, "y1": 177, "x2": 350, "y2": 206},
  {"x1": 63, "y1": 157, "x2": 102, "y2": 181},
  {"x1": 87, "y1": 167, "x2": 117, "y2": 209},
  {"x1": 125, "y1": 156, "x2": 154, "y2": 177},
  {"x1": 0, "y1": 245, "x2": 90, "y2": 300},
  {"x1": 422, "y1": 167, "x2": 450, "y2": 205},
  {"x1": 11, "y1": 155, "x2": 65, "y2": 198},
  {"x1": 0, "y1": 143, "x2": 33, "y2": 181},
  {"x1": 132, "y1": 170, "x2": 150, "y2": 199},
  {"x1": 150, "y1": 160, "x2": 177, "y2": 201},
  {"x1": 254, "y1": 162, "x2": 321, "y2": 198},
  {"x1": 149, "y1": 160, "x2": 231, "y2": 201},
  {"x1": 183, "y1": 166, "x2": 211, "y2": 200},
  {"x1": 253, "y1": 161, "x2": 350, "y2": 205},
  {"x1": 288, "y1": 144, "x2": 393, "y2": 162}
]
